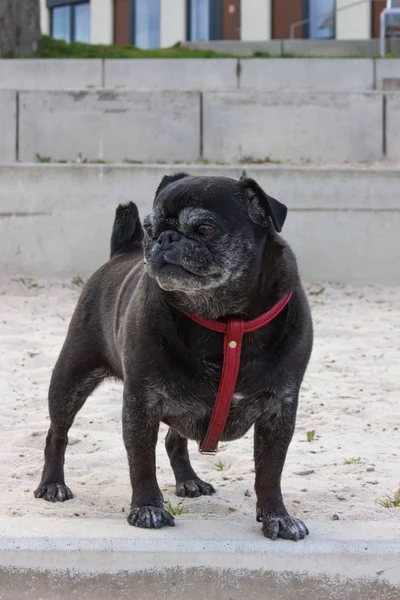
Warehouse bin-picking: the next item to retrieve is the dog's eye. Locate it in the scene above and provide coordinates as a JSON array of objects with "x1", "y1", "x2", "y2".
[{"x1": 196, "y1": 225, "x2": 216, "y2": 237}]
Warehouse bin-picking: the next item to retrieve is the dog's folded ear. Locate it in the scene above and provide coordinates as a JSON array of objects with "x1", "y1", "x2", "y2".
[
  {"x1": 240, "y1": 177, "x2": 287, "y2": 233},
  {"x1": 155, "y1": 172, "x2": 190, "y2": 200}
]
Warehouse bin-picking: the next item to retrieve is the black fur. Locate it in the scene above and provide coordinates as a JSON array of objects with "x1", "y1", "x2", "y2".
[
  {"x1": 110, "y1": 201, "x2": 143, "y2": 258},
  {"x1": 35, "y1": 174, "x2": 313, "y2": 541}
]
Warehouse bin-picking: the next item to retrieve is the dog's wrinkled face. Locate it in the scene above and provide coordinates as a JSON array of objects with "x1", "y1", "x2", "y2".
[{"x1": 143, "y1": 174, "x2": 287, "y2": 298}]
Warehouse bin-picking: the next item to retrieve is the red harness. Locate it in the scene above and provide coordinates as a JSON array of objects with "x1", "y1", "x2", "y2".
[{"x1": 186, "y1": 292, "x2": 293, "y2": 454}]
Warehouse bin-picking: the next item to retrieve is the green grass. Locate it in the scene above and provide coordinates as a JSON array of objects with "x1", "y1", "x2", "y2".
[
  {"x1": 377, "y1": 489, "x2": 400, "y2": 508},
  {"x1": 343, "y1": 457, "x2": 363, "y2": 465},
  {"x1": 306, "y1": 430, "x2": 316, "y2": 442},
  {"x1": 165, "y1": 500, "x2": 185, "y2": 516},
  {"x1": 35, "y1": 153, "x2": 52, "y2": 163},
  {"x1": 71, "y1": 275, "x2": 86, "y2": 287},
  {"x1": 214, "y1": 460, "x2": 229, "y2": 472},
  {"x1": 240, "y1": 155, "x2": 281, "y2": 164},
  {"x1": 29, "y1": 36, "x2": 238, "y2": 59}
]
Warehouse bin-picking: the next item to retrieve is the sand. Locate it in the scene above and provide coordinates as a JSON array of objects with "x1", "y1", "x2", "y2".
[{"x1": 0, "y1": 277, "x2": 399, "y2": 526}]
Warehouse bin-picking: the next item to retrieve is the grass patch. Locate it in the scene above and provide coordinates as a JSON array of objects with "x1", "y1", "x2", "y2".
[
  {"x1": 214, "y1": 460, "x2": 229, "y2": 471},
  {"x1": 240, "y1": 155, "x2": 281, "y2": 164},
  {"x1": 35, "y1": 153, "x2": 52, "y2": 163},
  {"x1": 71, "y1": 275, "x2": 86, "y2": 287},
  {"x1": 29, "y1": 36, "x2": 238, "y2": 59},
  {"x1": 377, "y1": 489, "x2": 400, "y2": 508},
  {"x1": 309, "y1": 287, "x2": 325, "y2": 296},
  {"x1": 165, "y1": 500, "x2": 185, "y2": 516},
  {"x1": 343, "y1": 457, "x2": 363, "y2": 465},
  {"x1": 306, "y1": 430, "x2": 316, "y2": 442}
]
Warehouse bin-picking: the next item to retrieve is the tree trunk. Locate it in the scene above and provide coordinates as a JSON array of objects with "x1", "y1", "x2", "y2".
[{"x1": 0, "y1": 0, "x2": 41, "y2": 57}]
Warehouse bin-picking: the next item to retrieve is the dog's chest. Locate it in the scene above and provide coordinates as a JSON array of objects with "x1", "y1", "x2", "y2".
[{"x1": 152, "y1": 359, "x2": 281, "y2": 442}]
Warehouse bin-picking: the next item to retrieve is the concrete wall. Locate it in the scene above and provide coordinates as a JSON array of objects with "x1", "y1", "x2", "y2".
[
  {"x1": 160, "y1": 0, "x2": 186, "y2": 48},
  {"x1": 239, "y1": 59, "x2": 374, "y2": 91},
  {"x1": 0, "y1": 60, "x2": 103, "y2": 91},
  {"x1": 240, "y1": 0, "x2": 271, "y2": 41},
  {"x1": 1, "y1": 164, "x2": 399, "y2": 284},
  {"x1": 91, "y1": 0, "x2": 114, "y2": 45},
  {"x1": 202, "y1": 91, "x2": 383, "y2": 162},
  {"x1": 39, "y1": 0, "x2": 50, "y2": 36},
  {"x1": 4, "y1": 58, "x2": 400, "y2": 92},
  {"x1": 0, "y1": 91, "x2": 16, "y2": 162},
  {"x1": 18, "y1": 90, "x2": 200, "y2": 163},
  {"x1": 104, "y1": 59, "x2": 238, "y2": 90},
  {"x1": 385, "y1": 93, "x2": 400, "y2": 159},
  {"x1": 336, "y1": 0, "x2": 371, "y2": 40}
]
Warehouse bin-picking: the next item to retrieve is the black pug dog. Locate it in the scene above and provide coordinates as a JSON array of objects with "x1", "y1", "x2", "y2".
[{"x1": 35, "y1": 173, "x2": 313, "y2": 541}]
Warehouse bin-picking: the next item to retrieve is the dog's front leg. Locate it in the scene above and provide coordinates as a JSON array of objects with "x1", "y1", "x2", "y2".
[
  {"x1": 123, "y1": 387, "x2": 175, "y2": 529},
  {"x1": 254, "y1": 395, "x2": 309, "y2": 542}
]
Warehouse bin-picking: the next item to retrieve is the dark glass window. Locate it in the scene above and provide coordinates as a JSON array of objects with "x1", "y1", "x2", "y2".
[{"x1": 50, "y1": 1, "x2": 90, "y2": 43}]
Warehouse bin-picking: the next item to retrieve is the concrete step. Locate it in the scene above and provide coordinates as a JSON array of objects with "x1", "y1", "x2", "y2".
[
  {"x1": 0, "y1": 162, "x2": 399, "y2": 283},
  {"x1": 0, "y1": 516, "x2": 399, "y2": 600}
]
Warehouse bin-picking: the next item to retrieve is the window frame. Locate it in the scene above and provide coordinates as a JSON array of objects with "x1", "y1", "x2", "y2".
[{"x1": 48, "y1": 0, "x2": 90, "y2": 43}]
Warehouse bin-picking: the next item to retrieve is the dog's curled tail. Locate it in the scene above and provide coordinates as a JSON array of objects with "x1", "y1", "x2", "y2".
[{"x1": 110, "y1": 201, "x2": 144, "y2": 258}]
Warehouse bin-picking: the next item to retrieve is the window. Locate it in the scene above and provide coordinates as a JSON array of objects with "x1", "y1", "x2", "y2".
[
  {"x1": 132, "y1": 0, "x2": 160, "y2": 49},
  {"x1": 308, "y1": 0, "x2": 335, "y2": 39},
  {"x1": 48, "y1": 1, "x2": 90, "y2": 44},
  {"x1": 187, "y1": 0, "x2": 222, "y2": 41}
]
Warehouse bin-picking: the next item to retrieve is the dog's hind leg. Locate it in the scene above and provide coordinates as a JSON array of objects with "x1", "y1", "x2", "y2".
[
  {"x1": 34, "y1": 338, "x2": 110, "y2": 503},
  {"x1": 165, "y1": 428, "x2": 216, "y2": 498}
]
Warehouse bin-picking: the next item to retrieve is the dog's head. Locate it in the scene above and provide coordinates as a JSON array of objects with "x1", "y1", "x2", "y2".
[{"x1": 143, "y1": 173, "x2": 287, "y2": 314}]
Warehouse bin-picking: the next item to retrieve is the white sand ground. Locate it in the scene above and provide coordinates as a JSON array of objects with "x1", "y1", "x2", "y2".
[{"x1": 0, "y1": 278, "x2": 399, "y2": 527}]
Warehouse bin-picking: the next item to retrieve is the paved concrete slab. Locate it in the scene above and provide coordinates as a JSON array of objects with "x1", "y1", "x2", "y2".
[
  {"x1": 203, "y1": 91, "x2": 383, "y2": 162},
  {"x1": 0, "y1": 517, "x2": 399, "y2": 599},
  {"x1": 385, "y1": 93, "x2": 400, "y2": 159},
  {"x1": 0, "y1": 91, "x2": 16, "y2": 162},
  {"x1": 239, "y1": 59, "x2": 374, "y2": 91},
  {"x1": 18, "y1": 90, "x2": 200, "y2": 163},
  {"x1": 0, "y1": 59, "x2": 103, "y2": 90},
  {"x1": 104, "y1": 58, "x2": 238, "y2": 90}
]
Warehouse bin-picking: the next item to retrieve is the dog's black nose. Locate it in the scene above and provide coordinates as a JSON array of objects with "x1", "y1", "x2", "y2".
[{"x1": 157, "y1": 230, "x2": 181, "y2": 247}]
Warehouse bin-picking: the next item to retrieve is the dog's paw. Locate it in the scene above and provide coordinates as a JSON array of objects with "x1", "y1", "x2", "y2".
[
  {"x1": 34, "y1": 483, "x2": 73, "y2": 503},
  {"x1": 127, "y1": 505, "x2": 175, "y2": 529},
  {"x1": 257, "y1": 512, "x2": 309, "y2": 541},
  {"x1": 176, "y1": 478, "x2": 216, "y2": 498}
]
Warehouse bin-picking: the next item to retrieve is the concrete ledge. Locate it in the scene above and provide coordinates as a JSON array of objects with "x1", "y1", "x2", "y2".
[
  {"x1": 0, "y1": 517, "x2": 399, "y2": 599},
  {"x1": 239, "y1": 59, "x2": 374, "y2": 91},
  {"x1": 0, "y1": 59, "x2": 103, "y2": 90},
  {"x1": 104, "y1": 58, "x2": 239, "y2": 90},
  {"x1": 1, "y1": 163, "x2": 399, "y2": 284}
]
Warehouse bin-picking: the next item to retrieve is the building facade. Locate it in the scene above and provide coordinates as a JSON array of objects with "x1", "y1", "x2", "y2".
[{"x1": 40, "y1": 0, "x2": 387, "y2": 47}]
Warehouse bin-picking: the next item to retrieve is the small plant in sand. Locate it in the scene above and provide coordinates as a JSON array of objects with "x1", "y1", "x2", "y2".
[
  {"x1": 306, "y1": 430, "x2": 316, "y2": 442},
  {"x1": 165, "y1": 500, "x2": 185, "y2": 516},
  {"x1": 377, "y1": 489, "x2": 400, "y2": 509},
  {"x1": 214, "y1": 460, "x2": 229, "y2": 471},
  {"x1": 71, "y1": 275, "x2": 86, "y2": 287},
  {"x1": 343, "y1": 457, "x2": 363, "y2": 465},
  {"x1": 309, "y1": 287, "x2": 325, "y2": 296}
]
